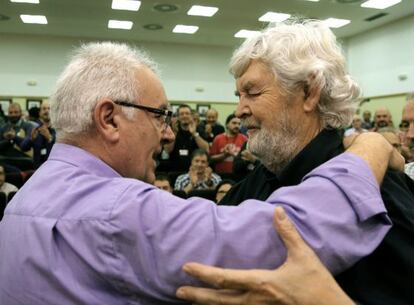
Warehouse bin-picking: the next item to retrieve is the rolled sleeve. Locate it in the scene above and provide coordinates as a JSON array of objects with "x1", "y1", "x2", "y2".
[{"x1": 106, "y1": 152, "x2": 390, "y2": 302}]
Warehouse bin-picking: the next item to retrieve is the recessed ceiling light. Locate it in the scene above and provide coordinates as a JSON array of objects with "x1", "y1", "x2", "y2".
[
  {"x1": 111, "y1": 0, "x2": 141, "y2": 11},
  {"x1": 259, "y1": 12, "x2": 291, "y2": 22},
  {"x1": 187, "y1": 5, "x2": 218, "y2": 17},
  {"x1": 143, "y1": 23, "x2": 163, "y2": 30},
  {"x1": 172, "y1": 25, "x2": 199, "y2": 34},
  {"x1": 323, "y1": 18, "x2": 351, "y2": 28},
  {"x1": 154, "y1": 3, "x2": 178, "y2": 12},
  {"x1": 361, "y1": 0, "x2": 401, "y2": 9},
  {"x1": 10, "y1": 0, "x2": 39, "y2": 3},
  {"x1": 108, "y1": 19, "x2": 133, "y2": 30},
  {"x1": 20, "y1": 14, "x2": 47, "y2": 24},
  {"x1": 234, "y1": 29, "x2": 261, "y2": 38}
]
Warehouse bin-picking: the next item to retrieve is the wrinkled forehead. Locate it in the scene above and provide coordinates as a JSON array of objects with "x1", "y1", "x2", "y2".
[{"x1": 236, "y1": 61, "x2": 275, "y2": 89}]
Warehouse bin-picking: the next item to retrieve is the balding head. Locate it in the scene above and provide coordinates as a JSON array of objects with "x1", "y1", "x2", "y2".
[
  {"x1": 374, "y1": 107, "x2": 392, "y2": 128},
  {"x1": 205, "y1": 109, "x2": 218, "y2": 125},
  {"x1": 8, "y1": 103, "x2": 22, "y2": 124}
]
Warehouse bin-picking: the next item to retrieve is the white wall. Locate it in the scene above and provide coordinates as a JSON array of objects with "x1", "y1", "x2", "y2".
[
  {"x1": 346, "y1": 14, "x2": 414, "y2": 98},
  {"x1": 0, "y1": 33, "x2": 237, "y2": 103},
  {"x1": 2, "y1": 14, "x2": 414, "y2": 105}
]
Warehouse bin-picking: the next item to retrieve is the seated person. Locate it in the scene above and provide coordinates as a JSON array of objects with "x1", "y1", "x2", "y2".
[
  {"x1": 215, "y1": 179, "x2": 235, "y2": 203},
  {"x1": 0, "y1": 103, "x2": 34, "y2": 170},
  {"x1": 175, "y1": 149, "x2": 221, "y2": 194},
  {"x1": 197, "y1": 108, "x2": 225, "y2": 144},
  {"x1": 153, "y1": 174, "x2": 173, "y2": 193},
  {"x1": 0, "y1": 165, "x2": 18, "y2": 196},
  {"x1": 21, "y1": 102, "x2": 56, "y2": 169},
  {"x1": 209, "y1": 114, "x2": 247, "y2": 174}
]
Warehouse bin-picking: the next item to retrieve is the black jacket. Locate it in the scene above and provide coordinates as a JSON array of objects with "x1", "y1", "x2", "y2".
[{"x1": 220, "y1": 128, "x2": 414, "y2": 305}]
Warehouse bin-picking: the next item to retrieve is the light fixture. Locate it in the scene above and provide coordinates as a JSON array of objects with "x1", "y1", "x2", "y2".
[
  {"x1": 259, "y1": 12, "x2": 291, "y2": 22},
  {"x1": 108, "y1": 20, "x2": 133, "y2": 30},
  {"x1": 234, "y1": 29, "x2": 261, "y2": 38},
  {"x1": 323, "y1": 18, "x2": 351, "y2": 28},
  {"x1": 111, "y1": 0, "x2": 141, "y2": 11},
  {"x1": 20, "y1": 14, "x2": 47, "y2": 24},
  {"x1": 154, "y1": 4, "x2": 178, "y2": 12},
  {"x1": 10, "y1": 0, "x2": 39, "y2": 3},
  {"x1": 172, "y1": 25, "x2": 199, "y2": 34},
  {"x1": 304, "y1": 0, "x2": 319, "y2": 2},
  {"x1": 361, "y1": 0, "x2": 401, "y2": 9},
  {"x1": 187, "y1": 5, "x2": 218, "y2": 17},
  {"x1": 143, "y1": 24, "x2": 163, "y2": 30}
]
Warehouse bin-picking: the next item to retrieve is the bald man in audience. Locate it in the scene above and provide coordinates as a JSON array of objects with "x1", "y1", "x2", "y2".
[
  {"x1": 372, "y1": 107, "x2": 393, "y2": 131},
  {"x1": 197, "y1": 108, "x2": 225, "y2": 144}
]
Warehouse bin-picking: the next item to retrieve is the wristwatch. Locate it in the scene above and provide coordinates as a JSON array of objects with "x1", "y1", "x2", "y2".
[{"x1": 193, "y1": 132, "x2": 200, "y2": 138}]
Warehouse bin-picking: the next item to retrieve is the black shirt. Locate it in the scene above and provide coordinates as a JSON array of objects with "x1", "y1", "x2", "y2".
[
  {"x1": 220, "y1": 128, "x2": 414, "y2": 305},
  {"x1": 197, "y1": 121, "x2": 225, "y2": 144},
  {"x1": 168, "y1": 126, "x2": 199, "y2": 172}
]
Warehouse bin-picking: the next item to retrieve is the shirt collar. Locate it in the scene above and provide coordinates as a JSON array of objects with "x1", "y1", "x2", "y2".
[{"x1": 47, "y1": 143, "x2": 122, "y2": 178}]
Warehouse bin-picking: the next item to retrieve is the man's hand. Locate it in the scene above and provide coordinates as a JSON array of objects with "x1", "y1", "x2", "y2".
[
  {"x1": 176, "y1": 207, "x2": 355, "y2": 305},
  {"x1": 31, "y1": 127, "x2": 39, "y2": 141},
  {"x1": 38, "y1": 125, "x2": 52, "y2": 142},
  {"x1": 344, "y1": 132, "x2": 404, "y2": 182},
  {"x1": 3, "y1": 129, "x2": 16, "y2": 140},
  {"x1": 241, "y1": 149, "x2": 257, "y2": 163}
]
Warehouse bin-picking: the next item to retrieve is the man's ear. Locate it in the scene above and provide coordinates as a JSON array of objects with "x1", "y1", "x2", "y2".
[
  {"x1": 303, "y1": 74, "x2": 321, "y2": 113},
  {"x1": 93, "y1": 99, "x2": 120, "y2": 143}
]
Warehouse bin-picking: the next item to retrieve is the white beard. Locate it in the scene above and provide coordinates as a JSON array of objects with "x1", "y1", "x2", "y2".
[{"x1": 247, "y1": 116, "x2": 300, "y2": 174}]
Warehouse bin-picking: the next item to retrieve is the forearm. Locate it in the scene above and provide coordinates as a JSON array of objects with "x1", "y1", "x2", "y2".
[
  {"x1": 345, "y1": 133, "x2": 393, "y2": 184},
  {"x1": 194, "y1": 135, "x2": 209, "y2": 151},
  {"x1": 115, "y1": 152, "x2": 389, "y2": 300},
  {"x1": 210, "y1": 153, "x2": 227, "y2": 162}
]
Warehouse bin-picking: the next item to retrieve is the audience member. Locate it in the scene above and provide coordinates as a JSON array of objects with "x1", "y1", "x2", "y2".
[
  {"x1": 361, "y1": 110, "x2": 373, "y2": 129},
  {"x1": 372, "y1": 107, "x2": 393, "y2": 131},
  {"x1": 174, "y1": 149, "x2": 221, "y2": 193},
  {"x1": 21, "y1": 102, "x2": 56, "y2": 168},
  {"x1": 218, "y1": 20, "x2": 414, "y2": 305},
  {"x1": 177, "y1": 207, "x2": 355, "y2": 305},
  {"x1": 344, "y1": 115, "x2": 367, "y2": 136},
  {"x1": 197, "y1": 108, "x2": 225, "y2": 143},
  {"x1": 154, "y1": 174, "x2": 173, "y2": 193},
  {"x1": 209, "y1": 113, "x2": 247, "y2": 174},
  {"x1": 0, "y1": 42, "x2": 397, "y2": 305},
  {"x1": 0, "y1": 165, "x2": 18, "y2": 196},
  {"x1": 165, "y1": 104, "x2": 209, "y2": 172},
  {"x1": 0, "y1": 103, "x2": 34, "y2": 170},
  {"x1": 215, "y1": 179, "x2": 235, "y2": 203},
  {"x1": 27, "y1": 106, "x2": 40, "y2": 124}
]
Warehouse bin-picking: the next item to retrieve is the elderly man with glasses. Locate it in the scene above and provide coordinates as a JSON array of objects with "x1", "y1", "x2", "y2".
[{"x1": 0, "y1": 42, "x2": 402, "y2": 305}]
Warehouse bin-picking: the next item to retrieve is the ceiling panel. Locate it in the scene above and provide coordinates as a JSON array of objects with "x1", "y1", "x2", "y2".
[{"x1": 0, "y1": 0, "x2": 413, "y2": 47}]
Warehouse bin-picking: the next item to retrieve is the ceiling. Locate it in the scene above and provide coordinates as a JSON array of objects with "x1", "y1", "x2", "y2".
[{"x1": 1, "y1": 0, "x2": 414, "y2": 47}]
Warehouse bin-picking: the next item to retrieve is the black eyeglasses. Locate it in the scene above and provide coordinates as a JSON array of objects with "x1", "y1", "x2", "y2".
[{"x1": 114, "y1": 100, "x2": 172, "y2": 131}]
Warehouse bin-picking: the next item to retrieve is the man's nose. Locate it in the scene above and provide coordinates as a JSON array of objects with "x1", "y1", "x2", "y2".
[
  {"x1": 235, "y1": 99, "x2": 250, "y2": 119},
  {"x1": 162, "y1": 125, "x2": 175, "y2": 143}
]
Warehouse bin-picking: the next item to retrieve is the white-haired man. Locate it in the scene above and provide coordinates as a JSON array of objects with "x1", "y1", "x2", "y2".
[
  {"x1": 200, "y1": 20, "x2": 414, "y2": 305},
  {"x1": 0, "y1": 42, "x2": 400, "y2": 305}
]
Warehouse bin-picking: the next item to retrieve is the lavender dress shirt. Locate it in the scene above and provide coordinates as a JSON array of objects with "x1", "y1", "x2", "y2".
[{"x1": 0, "y1": 143, "x2": 391, "y2": 305}]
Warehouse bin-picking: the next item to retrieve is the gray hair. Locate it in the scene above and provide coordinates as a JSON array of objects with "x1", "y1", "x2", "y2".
[
  {"x1": 50, "y1": 42, "x2": 159, "y2": 141},
  {"x1": 230, "y1": 19, "x2": 360, "y2": 128}
]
